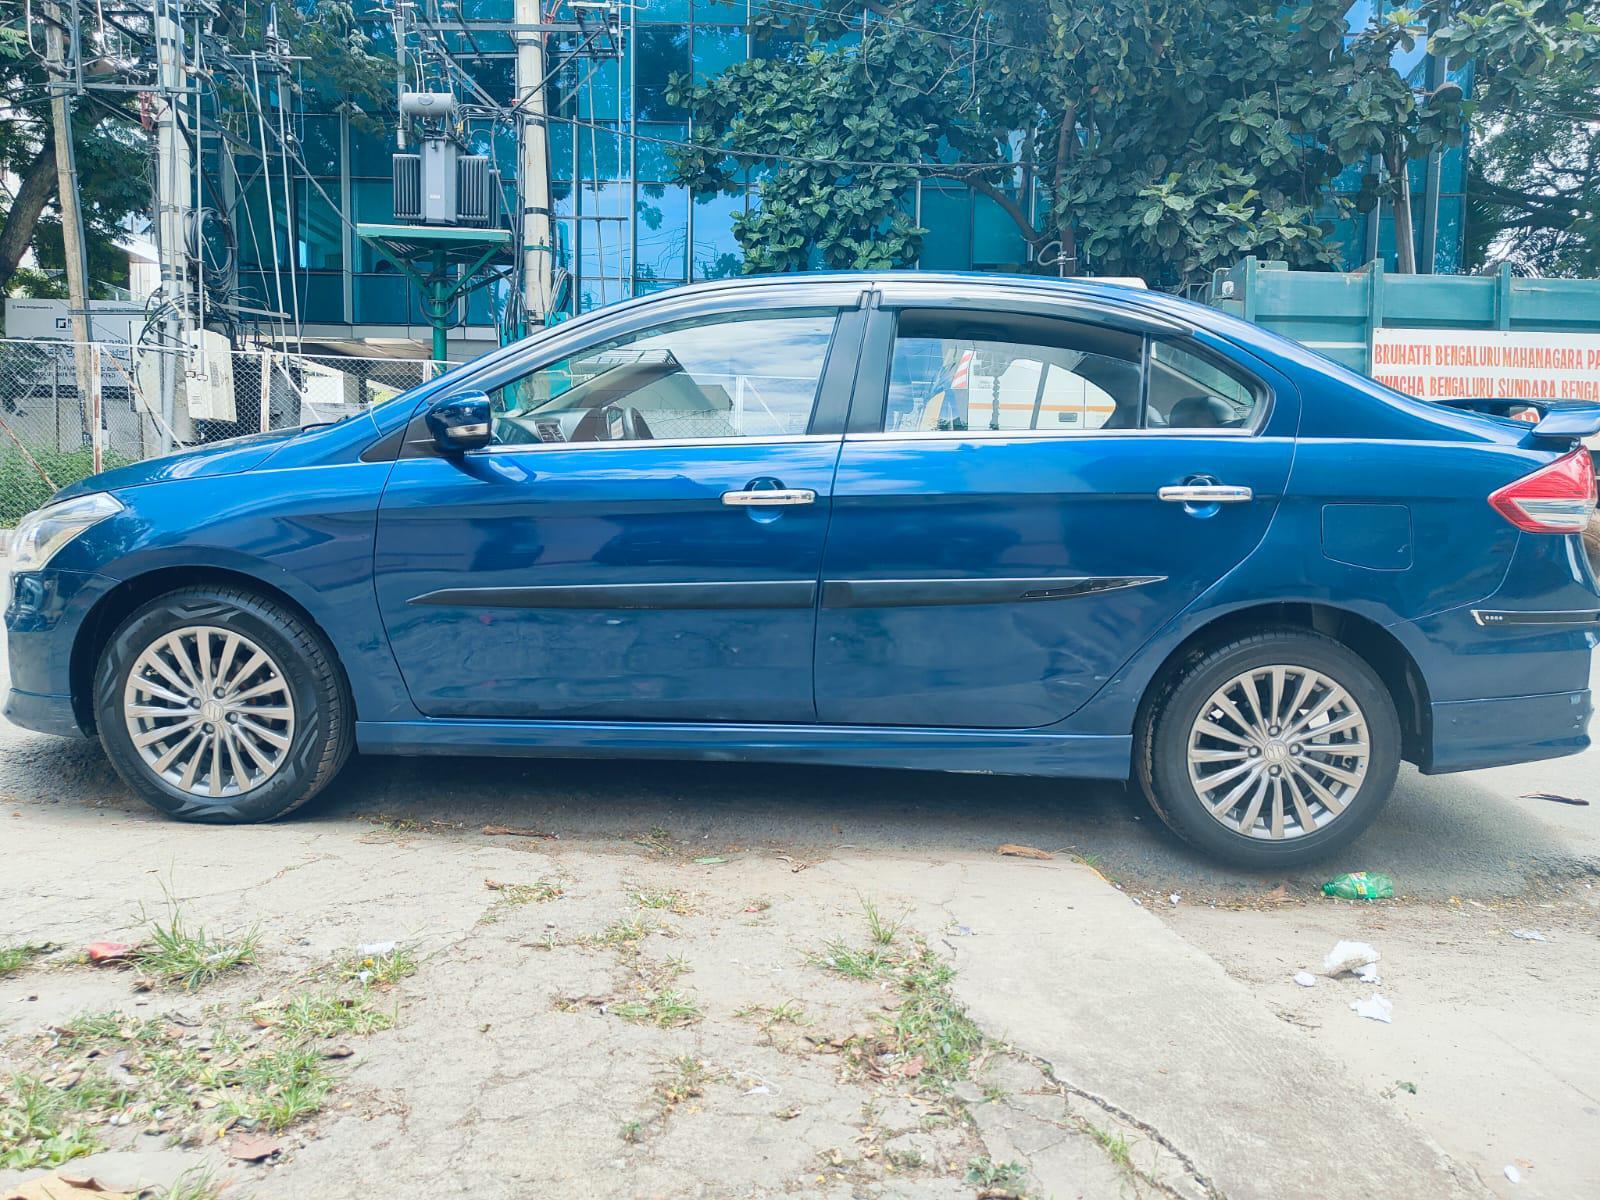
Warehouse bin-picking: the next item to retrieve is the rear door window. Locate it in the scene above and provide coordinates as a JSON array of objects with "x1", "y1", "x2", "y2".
[{"x1": 882, "y1": 310, "x2": 1144, "y2": 434}]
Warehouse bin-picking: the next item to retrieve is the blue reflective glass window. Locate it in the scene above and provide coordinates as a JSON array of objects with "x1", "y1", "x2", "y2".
[
  {"x1": 1438, "y1": 142, "x2": 1465, "y2": 194},
  {"x1": 549, "y1": 123, "x2": 575, "y2": 181},
  {"x1": 348, "y1": 123, "x2": 398, "y2": 178},
  {"x1": 298, "y1": 116, "x2": 341, "y2": 175},
  {"x1": 459, "y1": 0, "x2": 512, "y2": 19},
  {"x1": 353, "y1": 272, "x2": 413, "y2": 325},
  {"x1": 294, "y1": 272, "x2": 345, "y2": 323},
  {"x1": 296, "y1": 179, "x2": 343, "y2": 271},
  {"x1": 579, "y1": 217, "x2": 632, "y2": 279},
  {"x1": 580, "y1": 181, "x2": 631, "y2": 218},
  {"x1": 637, "y1": 123, "x2": 688, "y2": 180},
  {"x1": 467, "y1": 58, "x2": 516, "y2": 105},
  {"x1": 576, "y1": 57, "x2": 628, "y2": 121},
  {"x1": 636, "y1": 184, "x2": 689, "y2": 280},
  {"x1": 691, "y1": 189, "x2": 745, "y2": 279},
  {"x1": 578, "y1": 127, "x2": 627, "y2": 181},
  {"x1": 695, "y1": 0, "x2": 746, "y2": 22},
  {"x1": 552, "y1": 219, "x2": 575, "y2": 272},
  {"x1": 693, "y1": 26, "x2": 746, "y2": 86},
  {"x1": 637, "y1": 0, "x2": 690, "y2": 21},
  {"x1": 637, "y1": 26, "x2": 690, "y2": 121},
  {"x1": 917, "y1": 184, "x2": 970, "y2": 270},
  {"x1": 1433, "y1": 196, "x2": 1463, "y2": 274},
  {"x1": 552, "y1": 181, "x2": 576, "y2": 218},
  {"x1": 351, "y1": 180, "x2": 395, "y2": 271},
  {"x1": 235, "y1": 179, "x2": 288, "y2": 271},
  {"x1": 972, "y1": 193, "x2": 1027, "y2": 269}
]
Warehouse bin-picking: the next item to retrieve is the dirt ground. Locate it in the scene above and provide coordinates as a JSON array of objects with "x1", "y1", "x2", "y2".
[{"x1": 3, "y1": 613, "x2": 1599, "y2": 1199}]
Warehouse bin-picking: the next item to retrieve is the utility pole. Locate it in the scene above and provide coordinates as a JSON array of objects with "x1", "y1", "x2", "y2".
[
  {"x1": 153, "y1": 0, "x2": 192, "y2": 449},
  {"x1": 515, "y1": 0, "x2": 554, "y2": 331},
  {"x1": 43, "y1": 3, "x2": 99, "y2": 422}
]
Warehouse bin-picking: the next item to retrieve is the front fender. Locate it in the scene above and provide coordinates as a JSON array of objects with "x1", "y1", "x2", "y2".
[{"x1": 52, "y1": 459, "x2": 420, "y2": 724}]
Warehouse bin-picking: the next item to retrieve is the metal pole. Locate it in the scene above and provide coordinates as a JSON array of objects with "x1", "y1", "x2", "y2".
[
  {"x1": 154, "y1": 0, "x2": 192, "y2": 450},
  {"x1": 44, "y1": 2, "x2": 98, "y2": 432},
  {"x1": 515, "y1": 0, "x2": 554, "y2": 331}
]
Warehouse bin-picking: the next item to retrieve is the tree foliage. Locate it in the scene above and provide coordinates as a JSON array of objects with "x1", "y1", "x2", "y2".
[
  {"x1": 669, "y1": 0, "x2": 1585, "y2": 287},
  {"x1": 1440, "y1": 1, "x2": 1599, "y2": 276}
]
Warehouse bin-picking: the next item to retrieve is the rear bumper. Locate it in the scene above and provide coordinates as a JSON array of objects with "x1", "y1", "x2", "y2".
[
  {"x1": 1420, "y1": 688, "x2": 1591, "y2": 774},
  {"x1": 3, "y1": 686, "x2": 88, "y2": 738}
]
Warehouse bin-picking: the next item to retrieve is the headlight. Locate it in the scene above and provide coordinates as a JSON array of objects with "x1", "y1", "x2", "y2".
[{"x1": 9, "y1": 492, "x2": 123, "y2": 571}]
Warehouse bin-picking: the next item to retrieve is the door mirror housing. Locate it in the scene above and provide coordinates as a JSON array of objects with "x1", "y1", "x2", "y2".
[{"x1": 426, "y1": 393, "x2": 493, "y2": 453}]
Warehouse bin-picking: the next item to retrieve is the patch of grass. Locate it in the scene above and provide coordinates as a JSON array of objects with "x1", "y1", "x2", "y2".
[
  {"x1": 338, "y1": 944, "x2": 418, "y2": 986},
  {"x1": 809, "y1": 941, "x2": 899, "y2": 981},
  {"x1": 260, "y1": 989, "x2": 396, "y2": 1040},
  {"x1": 159, "y1": 1169, "x2": 223, "y2": 1200},
  {"x1": 635, "y1": 826, "x2": 673, "y2": 854},
  {"x1": 812, "y1": 907, "x2": 986, "y2": 1092},
  {"x1": 1088, "y1": 1124, "x2": 1133, "y2": 1172},
  {"x1": 862, "y1": 896, "x2": 907, "y2": 947},
  {"x1": 487, "y1": 879, "x2": 563, "y2": 906},
  {"x1": 633, "y1": 888, "x2": 693, "y2": 914},
  {"x1": 0, "y1": 1073, "x2": 102, "y2": 1170},
  {"x1": 134, "y1": 908, "x2": 258, "y2": 991},
  {"x1": 656, "y1": 1055, "x2": 711, "y2": 1108},
  {"x1": 0, "y1": 943, "x2": 51, "y2": 977},
  {"x1": 735, "y1": 999, "x2": 807, "y2": 1028},
  {"x1": 612, "y1": 988, "x2": 702, "y2": 1028},
  {"x1": 967, "y1": 1156, "x2": 1028, "y2": 1191},
  {"x1": 584, "y1": 916, "x2": 656, "y2": 948},
  {"x1": 219, "y1": 1045, "x2": 333, "y2": 1132},
  {"x1": 619, "y1": 1119, "x2": 645, "y2": 1143}
]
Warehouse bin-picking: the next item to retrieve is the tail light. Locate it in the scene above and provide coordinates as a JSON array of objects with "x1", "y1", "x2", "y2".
[{"x1": 1488, "y1": 447, "x2": 1597, "y2": 533}]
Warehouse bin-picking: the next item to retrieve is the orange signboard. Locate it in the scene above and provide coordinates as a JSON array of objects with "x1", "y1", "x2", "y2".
[{"x1": 1372, "y1": 329, "x2": 1600, "y2": 403}]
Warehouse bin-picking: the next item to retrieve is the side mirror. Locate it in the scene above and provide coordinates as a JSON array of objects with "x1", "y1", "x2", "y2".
[{"x1": 426, "y1": 392, "x2": 492, "y2": 453}]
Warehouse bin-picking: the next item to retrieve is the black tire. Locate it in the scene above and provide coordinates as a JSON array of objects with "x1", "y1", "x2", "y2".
[
  {"x1": 1136, "y1": 628, "x2": 1400, "y2": 868},
  {"x1": 95, "y1": 586, "x2": 352, "y2": 823}
]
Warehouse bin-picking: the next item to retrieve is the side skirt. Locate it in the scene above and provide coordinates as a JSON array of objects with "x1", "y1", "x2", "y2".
[{"x1": 354, "y1": 719, "x2": 1133, "y2": 780}]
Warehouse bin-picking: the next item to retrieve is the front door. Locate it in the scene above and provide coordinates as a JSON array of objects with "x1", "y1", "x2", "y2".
[
  {"x1": 815, "y1": 294, "x2": 1297, "y2": 728},
  {"x1": 373, "y1": 294, "x2": 864, "y2": 722}
]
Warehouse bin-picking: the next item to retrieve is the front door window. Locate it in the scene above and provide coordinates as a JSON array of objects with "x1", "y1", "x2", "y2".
[{"x1": 489, "y1": 309, "x2": 839, "y2": 445}]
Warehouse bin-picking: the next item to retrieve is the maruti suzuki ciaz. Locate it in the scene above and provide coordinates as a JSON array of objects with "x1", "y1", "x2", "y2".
[{"x1": 7, "y1": 274, "x2": 1597, "y2": 866}]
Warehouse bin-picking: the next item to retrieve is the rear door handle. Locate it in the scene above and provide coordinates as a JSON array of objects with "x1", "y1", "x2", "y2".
[
  {"x1": 1158, "y1": 484, "x2": 1254, "y2": 503},
  {"x1": 722, "y1": 488, "x2": 816, "y2": 507}
]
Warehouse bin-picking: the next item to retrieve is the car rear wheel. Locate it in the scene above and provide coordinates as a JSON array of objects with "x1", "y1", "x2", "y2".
[
  {"x1": 95, "y1": 586, "x2": 351, "y2": 823},
  {"x1": 1137, "y1": 629, "x2": 1400, "y2": 867}
]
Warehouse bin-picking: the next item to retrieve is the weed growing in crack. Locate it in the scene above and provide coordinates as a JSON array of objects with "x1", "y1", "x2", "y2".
[
  {"x1": 612, "y1": 989, "x2": 702, "y2": 1028},
  {"x1": 337, "y1": 944, "x2": 418, "y2": 986},
  {"x1": 0, "y1": 1072, "x2": 104, "y2": 1170},
  {"x1": 1088, "y1": 1123, "x2": 1133, "y2": 1172},
  {"x1": 134, "y1": 905, "x2": 258, "y2": 992},
  {"x1": 811, "y1": 903, "x2": 986, "y2": 1092},
  {"x1": 259, "y1": 989, "x2": 397, "y2": 1040},
  {"x1": 0, "y1": 944, "x2": 52, "y2": 977},
  {"x1": 219, "y1": 1045, "x2": 334, "y2": 1132},
  {"x1": 158, "y1": 1168, "x2": 224, "y2": 1200},
  {"x1": 583, "y1": 916, "x2": 656, "y2": 948},
  {"x1": 967, "y1": 1156, "x2": 1029, "y2": 1192},
  {"x1": 633, "y1": 888, "x2": 693, "y2": 914}
]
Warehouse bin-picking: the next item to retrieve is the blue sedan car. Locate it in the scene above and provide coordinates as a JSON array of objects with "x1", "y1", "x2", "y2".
[{"x1": 6, "y1": 274, "x2": 1598, "y2": 865}]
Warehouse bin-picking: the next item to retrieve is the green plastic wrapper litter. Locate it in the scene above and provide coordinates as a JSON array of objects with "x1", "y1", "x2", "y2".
[{"x1": 1322, "y1": 871, "x2": 1395, "y2": 900}]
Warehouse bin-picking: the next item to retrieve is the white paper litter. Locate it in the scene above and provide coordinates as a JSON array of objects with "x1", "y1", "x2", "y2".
[
  {"x1": 1511, "y1": 929, "x2": 1548, "y2": 942},
  {"x1": 357, "y1": 941, "x2": 397, "y2": 956},
  {"x1": 1293, "y1": 971, "x2": 1317, "y2": 988},
  {"x1": 1323, "y1": 939, "x2": 1380, "y2": 975},
  {"x1": 1350, "y1": 993, "x2": 1393, "y2": 1023},
  {"x1": 1356, "y1": 962, "x2": 1382, "y2": 984},
  {"x1": 1504, "y1": 1164, "x2": 1521, "y2": 1184}
]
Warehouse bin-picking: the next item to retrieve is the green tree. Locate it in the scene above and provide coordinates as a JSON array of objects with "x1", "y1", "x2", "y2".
[
  {"x1": 1439, "y1": 1, "x2": 1600, "y2": 276},
  {"x1": 666, "y1": 1, "x2": 1569, "y2": 288}
]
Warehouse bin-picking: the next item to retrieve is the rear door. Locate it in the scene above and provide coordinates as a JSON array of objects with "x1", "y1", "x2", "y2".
[
  {"x1": 815, "y1": 285, "x2": 1298, "y2": 728},
  {"x1": 373, "y1": 284, "x2": 867, "y2": 722}
]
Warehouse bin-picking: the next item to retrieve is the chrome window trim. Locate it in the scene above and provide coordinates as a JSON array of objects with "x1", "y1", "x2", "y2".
[
  {"x1": 843, "y1": 427, "x2": 1256, "y2": 444},
  {"x1": 457, "y1": 432, "x2": 844, "y2": 456}
]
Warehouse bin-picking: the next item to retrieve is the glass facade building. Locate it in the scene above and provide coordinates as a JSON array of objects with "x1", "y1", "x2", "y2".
[{"x1": 237, "y1": 1, "x2": 1467, "y2": 343}]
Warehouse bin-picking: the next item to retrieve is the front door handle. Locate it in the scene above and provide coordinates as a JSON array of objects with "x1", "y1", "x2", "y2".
[
  {"x1": 722, "y1": 488, "x2": 816, "y2": 507},
  {"x1": 1158, "y1": 484, "x2": 1254, "y2": 503}
]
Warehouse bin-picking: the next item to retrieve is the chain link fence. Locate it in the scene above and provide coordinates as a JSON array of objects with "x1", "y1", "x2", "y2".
[{"x1": 0, "y1": 340, "x2": 446, "y2": 526}]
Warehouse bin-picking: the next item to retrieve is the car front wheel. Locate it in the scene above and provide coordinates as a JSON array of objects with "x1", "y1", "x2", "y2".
[
  {"x1": 95, "y1": 586, "x2": 352, "y2": 823},
  {"x1": 1137, "y1": 629, "x2": 1400, "y2": 867}
]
